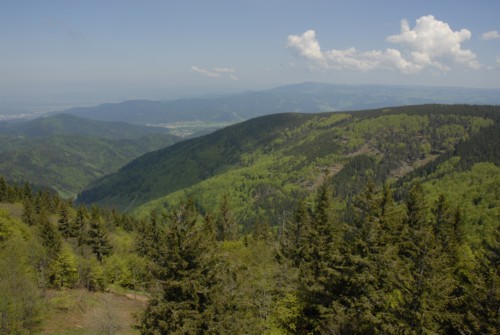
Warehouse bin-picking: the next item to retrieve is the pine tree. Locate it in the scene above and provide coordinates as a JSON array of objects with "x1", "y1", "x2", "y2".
[
  {"x1": 141, "y1": 199, "x2": 219, "y2": 334},
  {"x1": 37, "y1": 209, "x2": 63, "y2": 260},
  {"x1": 215, "y1": 194, "x2": 238, "y2": 242},
  {"x1": 397, "y1": 183, "x2": 453, "y2": 333},
  {"x1": 87, "y1": 206, "x2": 112, "y2": 263},
  {"x1": 21, "y1": 182, "x2": 32, "y2": 201},
  {"x1": 475, "y1": 225, "x2": 500, "y2": 333},
  {"x1": 253, "y1": 217, "x2": 273, "y2": 242},
  {"x1": 296, "y1": 184, "x2": 344, "y2": 334},
  {"x1": 73, "y1": 206, "x2": 88, "y2": 249},
  {"x1": 136, "y1": 209, "x2": 167, "y2": 277},
  {"x1": 0, "y1": 176, "x2": 6, "y2": 202},
  {"x1": 22, "y1": 198, "x2": 37, "y2": 226},
  {"x1": 58, "y1": 202, "x2": 74, "y2": 238},
  {"x1": 333, "y1": 180, "x2": 383, "y2": 333}
]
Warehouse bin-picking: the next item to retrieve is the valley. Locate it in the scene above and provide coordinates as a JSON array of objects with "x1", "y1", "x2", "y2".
[{"x1": 0, "y1": 102, "x2": 498, "y2": 334}]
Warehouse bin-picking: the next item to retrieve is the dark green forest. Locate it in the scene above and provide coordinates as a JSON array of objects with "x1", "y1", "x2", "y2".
[{"x1": 0, "y1": 104, "x2": 498, "y2": 334}]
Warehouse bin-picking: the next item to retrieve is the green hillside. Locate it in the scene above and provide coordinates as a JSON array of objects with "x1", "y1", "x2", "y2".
[
  {"x1": 0, "y1": 134, "x2": 180, "y2": 198},
  {"x1": 0, "y1": 113, "x2": 172, "y2": 139},
  {"x1": 1, "y1": 130, "x2": 498, "y2": 333},
  {"x1": 79, "y1": 105, "x2": 499, "y2": 225},
  {"x1": 0, "y1": 114, "x2": 182, "y2": 198}
]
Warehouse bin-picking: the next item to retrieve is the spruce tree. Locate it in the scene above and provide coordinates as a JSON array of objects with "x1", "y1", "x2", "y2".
[
  {"x1": 0, "y1": 176, "x2": 6, "y2": 202},
  {"x1": 37, "y1": 209, "x2": 62, "y2": 260},
  {"x1": 73, "y1": 206, "x2": 88, "y2": 249},
  {"x1": 333, "y1": 180, "x2": 384, "y2": 333},
  {"x1": 141, "y1": 199, "x2": 219, "y2": 334},
  {"x1": 215, "y1": 194, "x2": 238, "y2": 242},
  {"x1": 136, "y1": 209, "x2": 166, "y2": 275},
  {"x1": 253, "y1": 217, "x2": 273, "y2": 243},
  {"x1": 58, "y1": 202, "x2": 74, "y2": 238},
  {"x1": 22, "y1": 198, "x2": 37, "y2": 226},
  {"x1": 397, "y1": 183, "x2": 453, "y2": 333},
  {"x1": 296, "y1": 184, "x2": 344, "y2": 334},
  {"x1": 87, "y1": 206, "x2": 112, "y2": 263}
]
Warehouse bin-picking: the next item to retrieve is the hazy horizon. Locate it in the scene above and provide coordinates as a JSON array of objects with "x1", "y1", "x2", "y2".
[{"x1": 2, "y1": 1, "x2": 499, "y2": 113}]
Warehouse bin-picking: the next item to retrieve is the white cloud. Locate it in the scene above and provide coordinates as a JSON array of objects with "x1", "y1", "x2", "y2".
[
  {"x1": 481, "y1": 30, "x2": 500, "y2": 40},
  {"x1": 191, "y1": 66, "x2": 239, "y2": 80},
  {"x1": 287, "y1": 30, "x2": 325, "y2": 64},
  {"x1": 213, "y1": 67, "x2": 236, "y2": 74},
  {"x1": 387, "y1": 15, "x2": 480, "y2": 70},
  {"x1": 191, "y1": 66, "x2": 221, "y2": 78},
  {"x1": 287, "y1": 15, "x2": 481, "y2": 74},
  {"x1": 287, "y1": 30, "x2": 420, "y2": 73}
]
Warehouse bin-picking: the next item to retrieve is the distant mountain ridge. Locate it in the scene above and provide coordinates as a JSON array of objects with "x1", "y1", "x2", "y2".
[
  {"x1": 60, "y1": 83, "x2": 500, "y2": 125},
  {"x1": 0, "y1": 113, "x2": 172, "y2": 139}
]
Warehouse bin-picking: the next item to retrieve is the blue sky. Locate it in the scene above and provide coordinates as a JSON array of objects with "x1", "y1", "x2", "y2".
[{"x1": 1, "y1": 0, "x2": 499, "y2": 108}]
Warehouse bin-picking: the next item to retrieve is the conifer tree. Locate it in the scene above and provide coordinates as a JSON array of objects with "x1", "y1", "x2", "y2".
[
  {"x1": 397, "y1": 183, "x2": 454, "y2": 333},
  {"x1": 136, "y1": 209, "x2": 166, "y2": 273},
  {"x1": 58, "y1": 202, "x2": 74, "y2": 238},
  {"x1": 22, "y1": 198, "x2": 37, "y2": 226},
  {"x1": 253, "y1": 217, "x2": 273, "y2": 242},
  {"x1": 87, "y1": 206, "x2": 112, "y2": 263},
  {"x1": 215, "y1": 194, "x2": 238, "y2": 242},
  {"x1": 278, "y1": 200, "x2": 310, "y2": 268},
  {"x1": 37, "y1": 209, "x2": 62, "y2": 260},
  {"x1": 296, "y1": 184, "x2": 344, "y2": 334},
  {"x1": 73, "y1": 206, "x2": 88, "y2": 249},
  {"x1": 0, "y1": 176, "x2": 6, "y2": 202},
  {"x1": 141, "y1": 199, "x2": 219, "y2": 334},
  {"x1": 333, "y1": 180, "x2": 383, "y2": 332},
  {"x1": 21, "y1": 182, "x2": 32, "y2": 201}
]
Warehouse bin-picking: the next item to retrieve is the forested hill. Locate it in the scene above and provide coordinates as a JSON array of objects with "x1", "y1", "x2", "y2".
[
  {"x1": 79, "y1": 104, "x2": 500, "y2": 220},
  {"x1": 0, "y1": 114, "x2": 182, "y2": 198},
  {"x1": 0, "y1": 113, "x2": 173, "y2": 139}
]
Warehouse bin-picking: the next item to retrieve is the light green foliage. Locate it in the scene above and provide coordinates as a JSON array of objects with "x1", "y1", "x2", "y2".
[
  {"x1": 50, "y1": 243, "x2": 78, "y2": 288},
  {"x1": 423, "y1": 162, "x2": 500, "y2": 247},
  {"x1": 0, "y1": 212, "x2": 42, "y2": 334},
  {"x1": 134, "y1": 107, "x2": 495, "y2": 231},
  {"x1": 79, "y1": 256, "x2": 106, "y2": 291}
]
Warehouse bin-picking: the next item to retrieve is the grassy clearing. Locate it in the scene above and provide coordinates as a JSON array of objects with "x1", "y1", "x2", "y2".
[{"x1": 39, "y1": 288, "x2": 147, "y2": 335}]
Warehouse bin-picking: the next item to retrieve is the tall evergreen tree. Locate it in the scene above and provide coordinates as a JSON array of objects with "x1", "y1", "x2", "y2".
[
  {"x1": 397, "y1": 183, "x2": 454, "y2": 333},
  {"x1": 332, "y1": 180, "x2": 384, "y2": 333},
  {"x1": 37, "y1": 209, "x2": 62, "y2": 260},
  {"x1": 215, "y1": 194, "x2": 238, "y2": 242},
  {"x1": 87, "y1": 206, "x2": 112, "y2": 263},
  {"x1": 296, "y1": 184, "x2": 344, "y2": 334},
  {"x1": 141, "y1": 199, "x2": 219, "y2": 334},
  {"x1": 22, "y1": 198, "x2": 37, "y2": 226},
  {"x1": 136, "y1": 209, "x2": 166, "y2": 275},
  {"x1": 0, "y1": 176, "x2": 6, "y2": 202},
  {"x1": 58, "y1": 202, "x2": 74, "y2": 238},
  {"x1": 73, "y1": 206, "x2": 88, "y2": 249}
]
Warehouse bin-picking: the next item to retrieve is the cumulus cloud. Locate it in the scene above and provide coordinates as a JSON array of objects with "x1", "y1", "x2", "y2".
[
  {"x1": 191, "y1": 66, "x2": 239, "y2": 80},
  {"x1": 481, "y1": 30, "x2": 500, "y2": 40},
  {"x1": 387, "y1": 15, "x2": 480, "y2": 70},
  {"x1": 287, "y1": 15, "x2": 481, "y2": 74}
]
